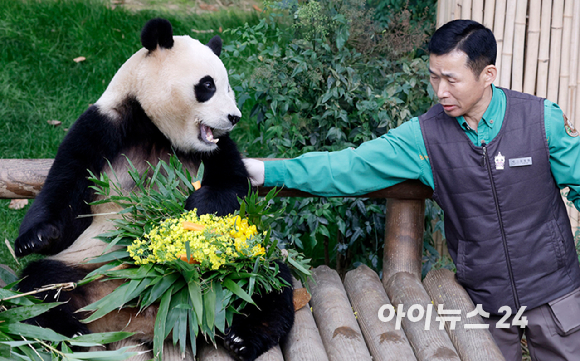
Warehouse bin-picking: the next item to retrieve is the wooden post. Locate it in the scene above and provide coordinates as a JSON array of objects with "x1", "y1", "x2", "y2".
[
  {"x1": 343, "y1": 265, "x2": 416, "y2": 361},
  {"x1": 382, "y1": 199, "x2": 425, "y2": 285},
  {"x1": 423, "y1": 269, "x2": 506, "y2": 361},
  {"x1": 307, "y1": 266, "x2": 372, "y2": 361},
  {"x1": 384, "y1": 272, "x2": 460, "y2": 361}
]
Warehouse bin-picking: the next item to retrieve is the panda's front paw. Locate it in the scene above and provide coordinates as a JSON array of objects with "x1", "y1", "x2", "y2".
[
  {"x1": 223, "y1": 326, "x2": 258, "y2": 361},
  {"x1": 14, "y1": 223, "x2": 60, "y2": 257}
]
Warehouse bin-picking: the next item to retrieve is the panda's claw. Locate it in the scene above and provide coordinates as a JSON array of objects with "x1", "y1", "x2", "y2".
[{"x1": 14, "y1": 223, "x2": 60, "y2": 257}]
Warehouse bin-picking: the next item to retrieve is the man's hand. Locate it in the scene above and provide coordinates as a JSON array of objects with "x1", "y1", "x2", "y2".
[{"x1": 243, "y1": 158, "x2": 265, "y2": 186}]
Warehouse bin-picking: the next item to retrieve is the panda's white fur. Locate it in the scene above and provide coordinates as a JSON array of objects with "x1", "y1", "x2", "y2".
[
  {"x1": 97, "y1": 35, "x2": 240, "y2": 153},
  {"x1": 16, "y1": 18, "x2": 294, "y2": 361}
]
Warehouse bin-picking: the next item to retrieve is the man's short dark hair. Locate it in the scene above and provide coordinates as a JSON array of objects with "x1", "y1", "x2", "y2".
[{"x1": 428, "y1": 20, "x2": 497, "y2": 76}]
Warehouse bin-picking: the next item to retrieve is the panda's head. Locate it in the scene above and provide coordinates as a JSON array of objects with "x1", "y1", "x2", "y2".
[{"x1": 98, "y1": 18, "x2": 241, "y2": 153}]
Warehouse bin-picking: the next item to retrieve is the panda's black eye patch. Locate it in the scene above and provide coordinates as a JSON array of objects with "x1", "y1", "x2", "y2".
[{"x1": 194, "y1": 76, "x2": 216, "y2": 103}]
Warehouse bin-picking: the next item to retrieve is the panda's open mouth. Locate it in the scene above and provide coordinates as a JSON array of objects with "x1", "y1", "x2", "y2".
[{"x1": 199, "y1": 124, "x2": 219, "y2": 144}]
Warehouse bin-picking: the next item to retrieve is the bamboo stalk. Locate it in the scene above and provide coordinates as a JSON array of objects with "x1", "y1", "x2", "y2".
[
  {"x1": 558, "y1": 0, "x2": 574, "y2": 112},
  {"x1": 523, "y1": 0, "x2": 542, "y2": 94},
  {"x1": 472, "y1": 0, "x2": 483, "y2": 23},
  {"x1": 547, "y1": 0, "x2": 565, "y2": 102},
  {"x1": 510, "y1": 0, "x2": 528, "y2": 91},
  {"x1": 483, "y1": 0, "x2": 497, "y2": 31},
  {"x1": 493, "y1": 0, "x2": 508, "y2": 85},
  {"x1": 461, "y1": 0, "x2": 472, "y2": 19},
  {"x1": 500, "y1": 0, "x2": 518, "y2": 88},
  {"x1": 567, "y1": 0, "x2": 580, "y2": 116},
  {"x1": 437, "y1": 0, "x2": 447, "y2": 28},
  {"x1": 536, "y1": 0, "x2": 554, "y2": 97},
  {"x1": 454, "y1": 0, "x2": 463, "y2": 20}
]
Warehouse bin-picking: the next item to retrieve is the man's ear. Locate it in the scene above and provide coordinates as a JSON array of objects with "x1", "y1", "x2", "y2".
[{"x1": 481, "y1": 64, "x2": 497, "y2": 87}]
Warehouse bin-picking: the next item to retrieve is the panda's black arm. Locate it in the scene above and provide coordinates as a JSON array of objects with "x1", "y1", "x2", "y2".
[
  {"x1": 15, "y1": 106, "x2": 122, "y2": 257},
  {"x1": 185, "y1": 134, "x2": 250, "y2": 216}
]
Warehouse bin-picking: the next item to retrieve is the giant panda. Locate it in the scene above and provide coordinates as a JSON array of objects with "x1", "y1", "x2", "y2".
[{"x1": 15, "y1": 18, "x2": 294, "y2": 361}]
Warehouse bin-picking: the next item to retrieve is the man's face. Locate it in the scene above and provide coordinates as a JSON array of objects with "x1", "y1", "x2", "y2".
[{"x1": 429, "y1": 50, "x2": 492, "y2": 119}]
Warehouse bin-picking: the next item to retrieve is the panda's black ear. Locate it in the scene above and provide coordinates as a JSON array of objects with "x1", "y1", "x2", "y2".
[
  {"x1": 141, "y1": 18, "x2": 174, "y2": 51},
  {"x1": 207, "y1": 36, "x2": 222, "y2": 57}
]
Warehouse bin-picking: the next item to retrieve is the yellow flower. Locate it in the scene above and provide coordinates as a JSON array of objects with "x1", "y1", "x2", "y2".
[{"x1": 128, "y1": 209, "x2": 267, "y2": 269}]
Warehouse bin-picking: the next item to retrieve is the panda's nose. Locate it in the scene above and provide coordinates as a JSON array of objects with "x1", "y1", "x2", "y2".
[{"x1": 228, "y1": 114, "x2": 240, "y2": 125}]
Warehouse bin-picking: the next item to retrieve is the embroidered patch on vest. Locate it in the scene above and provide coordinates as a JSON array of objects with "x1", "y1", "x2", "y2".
[
  {"x1": 495, "y1": 152, "x2": 505, "y2": 170},
  {"x1": 564, "y1": 113, "x2": 579, "y2": 137}
]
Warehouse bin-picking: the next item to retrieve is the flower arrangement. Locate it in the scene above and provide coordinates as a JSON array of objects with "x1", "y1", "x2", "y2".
[{"x1": 80, "y1": 156, "x2": 310, "y2": 360}]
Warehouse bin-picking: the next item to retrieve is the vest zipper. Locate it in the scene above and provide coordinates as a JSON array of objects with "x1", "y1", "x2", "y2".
[{"x1": 481, "y1": 142, "x2": 521, "y2": 310}]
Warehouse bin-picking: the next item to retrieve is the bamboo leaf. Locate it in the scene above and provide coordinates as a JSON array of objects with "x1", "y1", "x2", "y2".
[
  {"x1": 187, "y1": 281, "x2": 203, "y2": 324},
  {"x1": 153, "y1": 286, "x2": 173, "y2": 361},
  {"x1": 0, "y1": 303, "x2": 60, "y2": 323},
  {"x1": 222, "y1": 278, "x2": 254, "y2": 305},
  {"x1": 0, "y1": 322, "x2": 67, "y2": 342}
]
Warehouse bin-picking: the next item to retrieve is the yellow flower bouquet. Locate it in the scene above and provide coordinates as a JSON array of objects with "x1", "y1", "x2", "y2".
[{"x1": 80, "y1": 156, "x2": 310, "y2": 359}]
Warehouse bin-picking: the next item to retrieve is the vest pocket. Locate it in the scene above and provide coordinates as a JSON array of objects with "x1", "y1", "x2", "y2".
[{"x1": 548, "y1": 219, "x2": 566, "y2": 270}]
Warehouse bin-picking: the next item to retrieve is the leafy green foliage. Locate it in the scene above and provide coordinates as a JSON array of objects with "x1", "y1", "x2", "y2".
[
  {"x1": 223, "y1": 0, "x2": 436, "y2": 274},
  {"x1": 0, "y1": 287, "x2": 137, "y2": 360},
  {"x1": 85, "y1": 156, "x2": 310, "y2": 360}
]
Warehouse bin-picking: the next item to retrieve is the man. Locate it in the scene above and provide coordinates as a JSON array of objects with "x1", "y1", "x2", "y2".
[{"x1": 243, "y1": 20, "x2": 580, "y2": 360}]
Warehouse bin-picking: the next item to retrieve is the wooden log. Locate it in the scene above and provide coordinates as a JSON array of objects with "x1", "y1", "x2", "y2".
[
  {"x1": 423, "y1": 269, "x2": 505, "y2": 361},
  {"x1": 281, "y1": 278, "x2": 329, "y2": 361},
  {"x1": 547, "y1": 0, "x2": 565, "y2": 103},
  {"x1": 558, "y1": 0, "x2": 574, "y2": 111},
  {"x1": 523, "y1": 0, "x2": 542, "y2": 95},
  {"x1": 499, "y1": 0, "x2": 517, "y2": 88},
  {"x1": 198, "y1": 343, "x2": 283, "y2": 361},
  {"x1": 382, "y1": 199, "x2": 425, "y2": 285},
  {"x1": 343, "y1": 265, "x2": 416, "y2": 361},
  {"x1": 197, "y1": 342, "x2": 232, "y2": 361},
  {"x1": 0, "y1": 159, "x2": 52, "y2": 199},
  {"x1": 493, "y1": 0, "x2": 507, "y2": 85},
  {"x1": 307, "y1": 265, "x2": 372, "y2": 361},
  {"x1": 536, "y1": 0, "x2": 553, "y2": 97},
  {"x1": 510, "y1": 0, "x2": 528, "y2": 92},
  {"x1": 384, "y1": 272, "x2": 460, "y2": 361},
  {"x1": 0, "y1": 159, "x2": 433, "y2": 201}
]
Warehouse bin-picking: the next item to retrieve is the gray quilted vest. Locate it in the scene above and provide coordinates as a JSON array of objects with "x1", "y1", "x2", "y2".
[{"x1": 419, "y1": 88, "x2": 580, "y2": 314}]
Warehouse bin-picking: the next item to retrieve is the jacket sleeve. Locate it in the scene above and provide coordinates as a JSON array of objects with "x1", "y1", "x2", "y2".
[
  {"x1": 545, "y1": 100, "x2": 580, "y2": 212},
  {"x1": 264, "y1": 118, "x2": 433, "y2": 196}
]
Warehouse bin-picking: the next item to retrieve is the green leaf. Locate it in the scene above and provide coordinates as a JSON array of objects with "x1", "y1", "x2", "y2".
[
  {"x1": 222, "y1": 278, "x2": 254, "y2": 305},
  {"x1": 203, "y1": 282, "x2": 216, "y2": 337},
  {"x1": 153, "y1": 286, "x2": 173, "y2": 361},
  {"x1": 70, "y1": 332, "x2": 134, "y2": 346},
  {"x1": 0, "y1": 303, "x2": 61, "y2": 323},
  {"x1": 0, "y1": 322, "x2": 67, "y2": 342},
  {"x1": 187, "y1": 281, "x2": 203, "y2": 324}
]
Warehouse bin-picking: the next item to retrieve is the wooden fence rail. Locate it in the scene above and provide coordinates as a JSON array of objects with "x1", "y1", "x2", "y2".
[{"x1": 0, "y1": 158, "x2": 503, "y2": 360}]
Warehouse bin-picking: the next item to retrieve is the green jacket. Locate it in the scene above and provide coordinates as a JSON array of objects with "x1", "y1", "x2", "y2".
[{"x1": 264, "y1": 85, "x2": 580, "y2": 212}]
